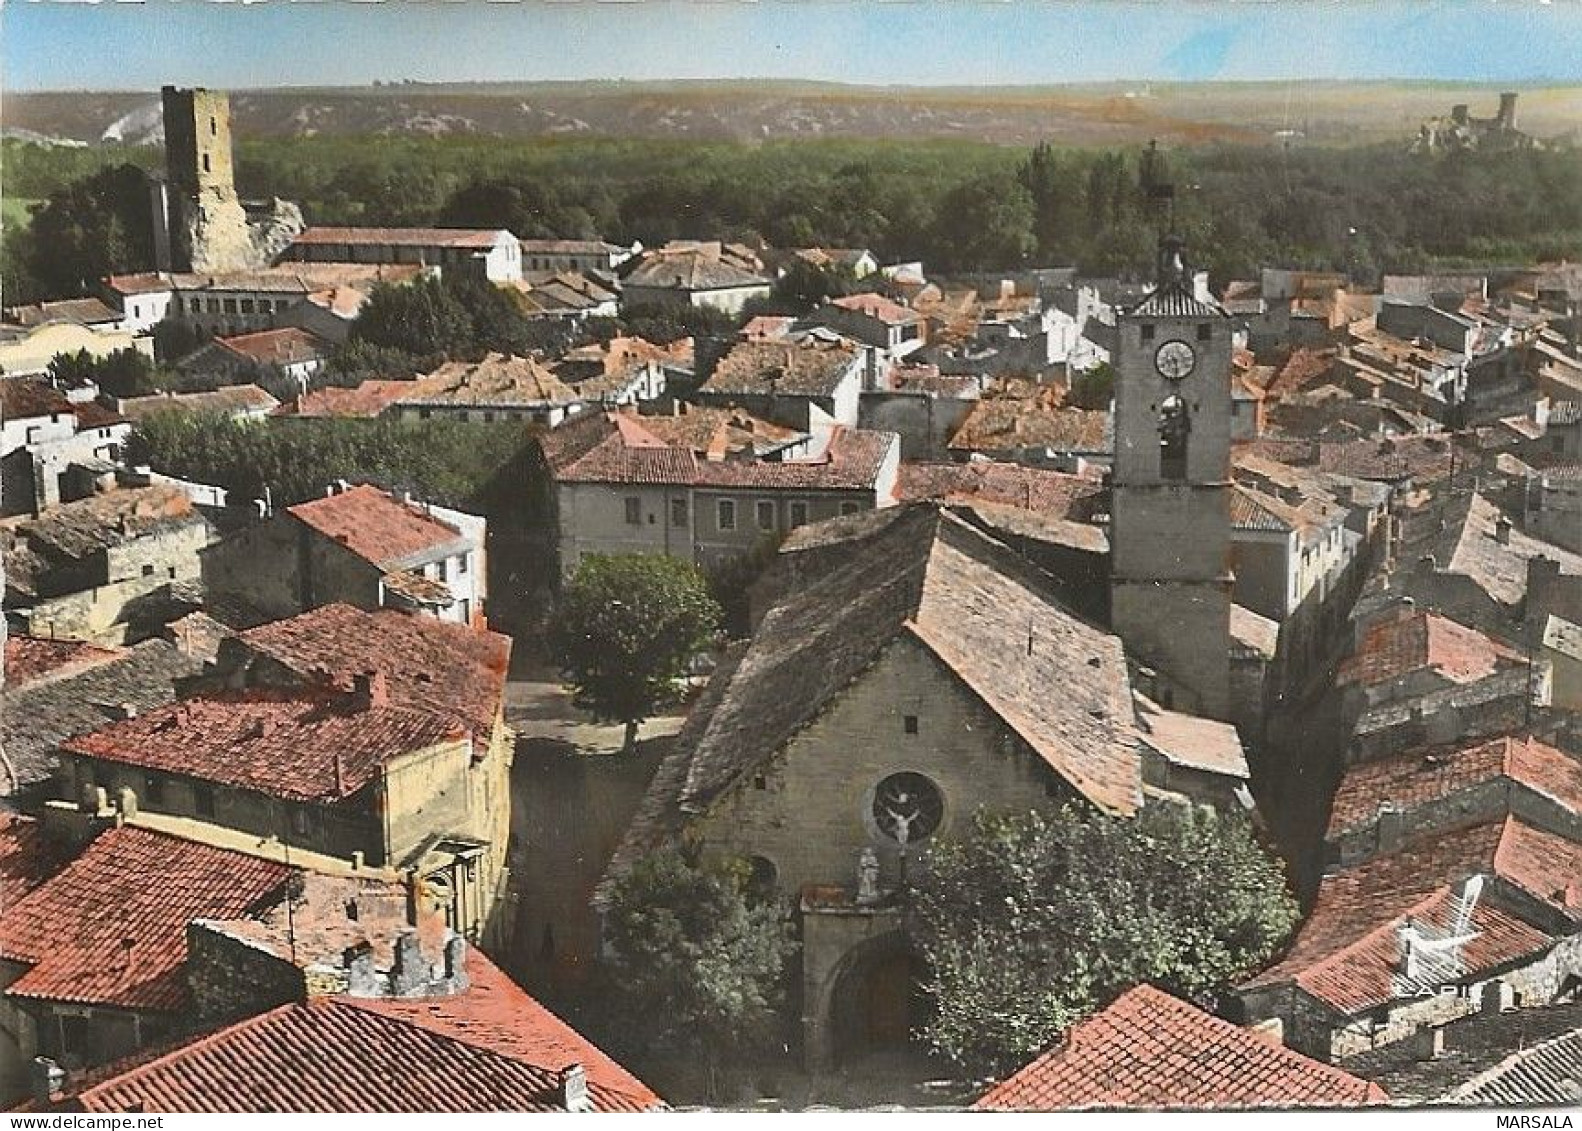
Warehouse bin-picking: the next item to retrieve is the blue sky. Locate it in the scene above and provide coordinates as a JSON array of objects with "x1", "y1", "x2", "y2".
[{"x1": 5, "y1": 1, "x2": 1582, "y2": 92}]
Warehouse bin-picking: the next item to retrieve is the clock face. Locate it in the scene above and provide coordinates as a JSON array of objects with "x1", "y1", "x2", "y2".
[
  {"x1": 872, "y1": 772, "x2": 943, "y2": 846},
  {"x1": 1155, "y1": 339, "x2": 1197, "y2": 382}
]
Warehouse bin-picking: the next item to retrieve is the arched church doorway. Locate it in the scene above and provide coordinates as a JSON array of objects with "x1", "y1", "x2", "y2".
[{"x1": 828, "y1": 933, "x2": 932, "y2": 1063}]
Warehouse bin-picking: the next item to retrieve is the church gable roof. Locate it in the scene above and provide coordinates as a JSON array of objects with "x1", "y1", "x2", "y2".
[{"x1": 675, "y1": 506, "x2": 1142, "y2": 817}]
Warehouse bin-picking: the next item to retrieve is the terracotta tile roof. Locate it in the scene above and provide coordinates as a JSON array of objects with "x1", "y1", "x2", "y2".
[
  {"x1": 1440, "y1": 493, "x2": 1582, "y2": 608},
  {"x1": 1134, "y1": 697, "x2": 1249, "y2": 778},
  {"x1": 1230, "y1": 603, "x2": 1280, "y2": 659},
  {"x1": 539, "y1": 410, "x2": 895, "y2": 493},
  {"x1": 703, "y1": 338, "x2": 860, "y2": 398},
  {"x1": 102, "y1": 272, "x2": 176, "y2": 296},
  {"x1": 975, "y1": 984, "x2": 1385, "y2": 1110},
  {"x1": 1246, "y1": 819, "x2": 1581, "y2": 1016},
  {"x1": 1229, "y1": 483, "x2": 1345, "y2": 542},
  {"x1": 233, "y1": 604, "x2": 511, "y2": 746},
  {"x1": 1126, "y1": 280, "x2": 1228, "y2": 320},
  {"x1": 9, "y1": 485, "x2": 200, "y2": 561},
  {"x1": 70, "y1": 400, "x2": 126, "y2": 429},
  {"x1": 829, "y1": 292, "x2": 920, "y2": 326},
  {"x1": 401, "y1": 352, "x2": 581, "y2": 408},
  {"x1": 277, "y1": 379, "x2": 414, "y2": 419},
  {"x1": 1266, "y1": 347, "x2": 1339, "y2": 400},
  {"x1": 61, "y1": 689, "x2": 466, "y2": 803},
  {"x1": 1327, "y1": 736, "x2": 1582, "y2": 841},
  {"x1": 886, "y1": 362, "x2": 979, "y2": 398},
  {"x1": 215, "y1": 327, "x2": 331, "y2": 366},
  {"x1": 0, "y1": 826, "x2": 288, "y2": 1012},
  {"x1": 896, "y1": 460, "x2": 1104, "y2": 522},
  {"x1": 623, "y1": 245, "x2": 769, "y2": 291},
  {"x1": 676, "y1": 506, "x2": 1141, "y2": 817},
  {"x1": 518, "y1": 238, "x2": 624, "y2": 256},
  {"x1": 0, "y1": 377, "x2": 73, "y2": 419},
  {"x1": 0, "y1": 640, "x2": 204, "y2": 798},
  {"x1": 949, "y1": 382, "x2": 1110, "y2": 454},
  {"x1": 2, "y1": 636, "x2": 120, "y2": 689},
  {"x1": 739, "y1": 315, "x2": 793, "y2": 341},
  {"x1": 285, "y1": 484, "x2": 466, "y2": 569},
  {"x1": 380, "y1": 568, "x2": 454, "y2": 608},
  {"x1": 65, "y1": 952, "x2": 661, "y2": 1112},
  {"x1": 1337, "y1": 611, "x2": 1522, "y2": 688},
  {"x1": 1318, "y1": 433, "x2": 1469, "y2": 484},
  {"x1": 8, "y1": 297, "x2": 123, "y2": 328},
  {"x1": 118, "y1": 385, "x2": 279, "y2": 422},
  {"x1": 290, "y1": 226, "x2": 507, "y2": 250},
  {"x1": 0, "y1": 814, "x2": 68, "y2": 913},
  {"x1": 632, "y1": 406, "x2": 804, "y2": 457}
]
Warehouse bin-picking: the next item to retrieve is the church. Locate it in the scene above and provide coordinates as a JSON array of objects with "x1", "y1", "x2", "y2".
[{"x1": 599, "y1": 236, "x2": 1248, "y2": 1069}]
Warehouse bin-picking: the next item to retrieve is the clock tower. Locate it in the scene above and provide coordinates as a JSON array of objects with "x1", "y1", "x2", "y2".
[{"x1": 1109, "y1": 236, "x2": 1232, "y2": 720}]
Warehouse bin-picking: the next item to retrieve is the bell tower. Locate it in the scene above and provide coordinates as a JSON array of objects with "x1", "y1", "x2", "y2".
[{"x1": 1109, "y1": 235, "x2": 1232, "y2": 720}]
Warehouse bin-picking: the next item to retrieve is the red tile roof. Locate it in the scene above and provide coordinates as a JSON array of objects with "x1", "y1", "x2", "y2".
[
  {"x1": 1328, "y1": 736, "x2": 1582, "y2": 840},
  {"x1": 215, "y1": 327, "x2": 331, "y2": 366},
  {"x1": 290, "y1": 226, "x2": 507, "y2": 250},
  {"x1": 1246, "y1": 819, "x2": 1581, "y2": 1016},
  {"x1": 895, "y1": 460, "x2": 1104, "y2": 522},
  {"x1": 61, "y1": 689, "x2": 465, "y2": 803},
  {"x1": 235, "y1": 604, "x2": 511, "y2": 746},
  {"x1": 0, "y1": 826, "x2": 288, "y2": 1012},
  {"x1": 0, "y1": 813, "x2": 68, "y2": 913},
  {"x1": 3, "y1": 636, "x2": 120, "y2": 689},
  {"x1": 540, "y1": 410, "x2": 895, "y2": 493},
  {"x1": 65, "y1": 952, "x2": 662, "y2": 1112},
  {"x1": 974, "y1": 984, "x2": 1385, "y2": 1110},
  {"x1": 277, "y1": 380, "x2": 414, "y2": 419},
  {"x1": 1337, "y1": 611, "x2": 1522, "y2": 688},
  {"x1": 286, "y1": 484, "x2": 465, "y2": 568},
  {"x1": 0, "y1": 377, "x2": 73, "y2": 420},
  {"x1": 829, "y1": 292, "x2": 920, "y2": 326}
]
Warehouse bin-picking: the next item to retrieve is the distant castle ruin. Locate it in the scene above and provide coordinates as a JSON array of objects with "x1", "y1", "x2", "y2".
[
  {"x1": 154, "y1": 86, "x2": 303, "y2": 273},
  {"x1": 1412, "y1": 92, "x2": 1540, "y2": 154}
]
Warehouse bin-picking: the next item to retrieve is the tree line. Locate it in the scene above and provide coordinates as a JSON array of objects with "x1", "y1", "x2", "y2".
[{"x1": 8, "y1": 134, "x2": 1582, "y2": 303}]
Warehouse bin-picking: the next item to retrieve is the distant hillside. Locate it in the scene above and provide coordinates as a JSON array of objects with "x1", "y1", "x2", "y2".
[{"x1": 6, "y1": 80, "x2": 1582, "y2": 149}]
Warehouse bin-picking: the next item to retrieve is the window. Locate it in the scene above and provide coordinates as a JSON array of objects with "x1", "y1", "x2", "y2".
[
  {"x1": 59, "y1": 1015, "x2": 90, "y2": 1060},
  {"x1": 671, "y1": 498, "x2": 688, "y2": 527},
  {"x1": 840, "y1": 502, "x2": 861, "y2": 517},
  {"x1": 223, "y1": 299, "x2": 238, "y2": 314},
  {"x1": 459, "y1": 598, "x2": 471, "y2": 623},
  {"x1": 903, "y1": 715, "x2": 919, "y2": 735},
  {"x1": 624, "y1": 497, "x2": 642, "y2": 525},
  {"x1": 438, "y1": 557, "x2": 450, "y2": 582},
  {"x1": 717, "y1": 499, "x2": 737, "y2": 531},
  {"x1": 1140, "y1": 324, "x2": 1155, "y2": 343},
  {"x1": 142, "y1": 564, "x2": 155, "y2": 578},
  {"x1": 457, "y1": 553, "x2": 469, "y2": 575},
  {"x1": 144, "y1": 775, "x2": 166, "y2": 806},
  {"x1": 1159, "y1": 396, "x2": 1189, "y2": 481},
  {"x1": 240, "y1": 299, "x2": 255, "y2": 314},
  {"x1": 418, "y1": 408, "x2": 432, "y2": 420},
  {"x1": 789, "y1": 501, "x2": 809, "y2": 528},
  {"x1": 194, "y1": 784, "x2": 215, "y2": 818},
  {"x1": 290, "y1": 806, "x2": 311, "y2": 837},
  {"x1": 201, "y1": 153, "x2": 210, "y2": 174},
  {"x1": 209, "y1": 116, "x2": 217, "y2": 136},
  {"x1": 1197, "y1": 323, "x2": 1213, "y2": 341},
  {"x1": 756, "y1": 500, "x2": 776, "y2": 531},
  {"x1": 483, "y1": 411, "x2": 495, "y2": 423},
  {"x1": 167, "y1": 566, "x2": 177, "y2": 579}
]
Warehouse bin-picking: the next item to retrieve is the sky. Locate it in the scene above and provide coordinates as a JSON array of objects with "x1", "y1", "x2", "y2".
[{"x1": 5, "y1": 0, "x2": 1582, "y2": 93}]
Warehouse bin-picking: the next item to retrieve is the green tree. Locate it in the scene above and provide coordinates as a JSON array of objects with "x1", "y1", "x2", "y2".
[
  {"x1": 47, "y1": 347, "x2": 161, "y2": 399},
  {"x1": 601, "y1": 848, "x2": 793, "y2": 1090},
  {"x1": 913, "y1": 804, "x2": 1299, "y2": 1074},
  {"x1": 930, "y1": 172, "x2": 1036, "y2": 272},
  {"x1": 1065, "y1": 362, "x2": 1115, "y2": 410},
  {"x1": 350, "y1": 276, "x2": 474, "y2": 359},
  {"x1": 548, "y1": 554, "x2": 722, "y2": 754},
  {"x1": 24, "y1": 163, "x2": 156, "y2": 297}
]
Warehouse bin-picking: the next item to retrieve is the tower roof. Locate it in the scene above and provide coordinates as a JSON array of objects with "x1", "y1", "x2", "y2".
[{"x1": 1125, "y1": 235, "x2": 1228, "y2": 320}]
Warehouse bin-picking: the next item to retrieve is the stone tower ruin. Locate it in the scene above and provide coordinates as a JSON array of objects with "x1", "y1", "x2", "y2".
[{"x1": 161, "y1": 86, "x2": 258, "y2": 274}]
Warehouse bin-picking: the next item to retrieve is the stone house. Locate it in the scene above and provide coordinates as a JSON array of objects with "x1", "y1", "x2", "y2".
[
  {"x1": 1238, "y1": 817, "x2": 1582, "y2": 1063},
  {"x1": 518, "y1": 237, "x2": 640, "y2": 276},
  {"x1": 619, "y1": 242, "x2": 772, "y2": 313},
  {"x1": 0, "y1": 380, "x2": 132, "y2": 516},
  {"x1": 280, "y1": 227, "x2": 523, "y2": 284},
  {"x1": 143, "y1": 263, "x2": 428, "y2": 339},
  {"x1": 857, "y1": 363, "x2": 981, "y2": 460},
  {"x1": 2, "y1": 485, "x2": 213, "y2": 645},
  {"x1": 509, "y1": 271, "x2": 621, "y2": 321},
  {"x1": 117, "y1": 384, "x2": 279, "y2": 425},
  {"x1": 975, "y1": 984, "x2": 1385, "y2": 1110},
  {"x1": 807, "y1": 293, "x2": 926, "y2": 362},
  {"x1": 1526, "y1": 465, "x2": 1582, "y2": 555},
  {"x1": 201, "y1": 482, "x2": 486, "y2": 626},
  {"x1": 696, "y1": 336, "x2": 866, "y2": 434},
  {"x1": 537, "y1": 407, "x2": 900, "y2": 576},
  {"x1": 1543, "y1": 615, "x2": 1582, "y2": 710},
  {"x1": 599, "y1": 505, "x2": 1251, "y2": 1068},
  {"x1": 1337, "y1": 608, "x2": 1528, "y2": 728},
  {"x1": 181, "y1": 603, "x2": 515, "y2": 945},
  {"x1": 392, "y1": 352, "x2": 587, "y2": 428},
  {"x1": 947, "y1": 380, "x2": 1112, "y2": 473},
  {"x1": 173, "y1": 327, "x2": 332, "y2": 398}
]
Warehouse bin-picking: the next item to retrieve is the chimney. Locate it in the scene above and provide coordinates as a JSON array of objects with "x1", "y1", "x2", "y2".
[
  {"x1": 1494, "y1": 514, "x2": 1512, "y2": 545},
  {"x1": 29, "y1": 1057, "x2": 65, "y2": 1106},
  {"x1": 558, "y1": 1064, "x2": 592, "y2": 1113},
  {"x1": 352, "y1": 670, "x2": 388, "y2": 711},
  {"x1": 1411, "y1": 1025, "x2": 1447, "y2": 1061},
  {"x1": 116, "y1": 786, "x2": 139, "y2": 820},
  {"x1": 1376, "y1": 803, "x2": 1405, "y2": 853},
  {"x1": 390, "y1": 929, "x2": 427, "y2": 995},
  {"x1": 343, "y1": 941, "x2": 378, "y2": 996},
  {"x1": 1245, "y1": 1017, "x2": 1284, "y2": 1047}
]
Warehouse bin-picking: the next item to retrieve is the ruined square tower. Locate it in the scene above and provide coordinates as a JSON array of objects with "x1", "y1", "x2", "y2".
[{"x1": 162, "y1": 86, "x2": 258, "y2": 274}]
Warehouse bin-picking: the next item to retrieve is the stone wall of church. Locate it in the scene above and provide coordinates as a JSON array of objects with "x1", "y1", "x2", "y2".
[{"x1": 693, "y1": 635, "x2": 1080, "y2": 896}]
